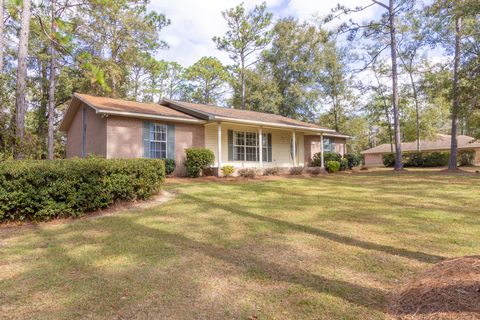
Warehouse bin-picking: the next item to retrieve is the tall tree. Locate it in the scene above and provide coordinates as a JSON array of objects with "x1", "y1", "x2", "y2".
[
  {"x1": 213, "y1": 2, "x2": 272, "y2": 110},
  {"x1": 0, "y1": 0, "x2": 4, "y2": 73},
  {"x1": 262, "y1": 18, "x2": 326, "y2": 121},
  {"x1": 47, "y1": 0, "x2": 56, "y2": 159},
  {"x1": 15, "y1": 0, "x2": 32, "y2": 159},
  {"x1": 185, "y1": 56, "x2": 230, "y2": 105}
]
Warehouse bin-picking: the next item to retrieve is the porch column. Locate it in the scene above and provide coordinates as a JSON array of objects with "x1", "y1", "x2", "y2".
[
  {"x1": 259, "y1": 127, "x2": 263, "y2": 168},
  {"x1": 320, "y1": 133, "x2": 325, "y2": 168},
  {"x1": 217, "y1": 122, "x2": 222, "y2": 173},
  {"x1": 292, "y1": 130, "x2": 297, "y2": 167}
]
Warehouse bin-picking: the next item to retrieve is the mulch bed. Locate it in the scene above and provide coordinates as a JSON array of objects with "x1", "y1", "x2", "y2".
[{"x1": 388, "y1": 256, "x2": 480, "y2": 320}]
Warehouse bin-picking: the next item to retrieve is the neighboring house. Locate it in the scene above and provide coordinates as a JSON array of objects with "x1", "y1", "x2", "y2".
[
  {"x1": 60, "y1": 93, "x2": 348, "y2": 175},
  {"x1": 361, "y1": 134, "x2": 480, "y2": 166}
]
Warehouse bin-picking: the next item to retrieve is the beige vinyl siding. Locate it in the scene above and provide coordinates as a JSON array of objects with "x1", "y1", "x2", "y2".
[{"x1": 204, "y1": 122, "x2": 305, "y2": 168}]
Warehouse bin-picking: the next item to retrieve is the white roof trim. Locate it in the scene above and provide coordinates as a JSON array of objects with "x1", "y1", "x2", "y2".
[
  {"x1": 212, "y1": 116, "x2": 336, "y2": 133},
  {"x1": 95, "y1": 109, "x2": 207, "y2": 124}
]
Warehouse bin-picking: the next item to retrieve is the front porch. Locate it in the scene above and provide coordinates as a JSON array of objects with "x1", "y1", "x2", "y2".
[{"x1": 204, "y1": 121, "x2": 347, "y2": 176}]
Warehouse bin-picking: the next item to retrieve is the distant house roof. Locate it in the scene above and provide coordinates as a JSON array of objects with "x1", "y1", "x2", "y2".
[
  {"x1": 60, "y1": 93, "x2": 348, "y2": 136},
  {"x1": 361, "y1": 134, "x2": 480, "y2": 154}
]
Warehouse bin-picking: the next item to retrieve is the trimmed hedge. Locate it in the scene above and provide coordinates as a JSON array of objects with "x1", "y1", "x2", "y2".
[
  {"x1": 311, "y1": 151, "x2": 342, "y2": 167},
  {"x1": 383, "y1": 152, "x2": 449, "y2": 167},
  {"x1": 0, "y1": 158, "x2": 165, "y2": 222}
]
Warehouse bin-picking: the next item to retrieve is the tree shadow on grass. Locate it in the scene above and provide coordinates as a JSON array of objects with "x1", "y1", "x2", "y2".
[
  {"x1": 120, "y1": 217, "x2": 388, "y2": 312},
  {"x1": 182, "y1": 194, "x2": 444, "y2": 264}
]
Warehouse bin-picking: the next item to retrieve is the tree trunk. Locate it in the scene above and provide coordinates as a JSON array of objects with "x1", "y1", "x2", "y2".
[
  {"x1": 332, "y1": 97, "x2": 339, "y2": 132},
  {"x1": 389, "y1": 0, "x2": 403, "y2": 170},
  {"x1": 14, "y1": 0, "x2": 32, "y2": 159},
  {"x1": 399, "y1": 55, "x2": 420, "y2": 152},
  {"x1": 0, "y1": 0, "x2": 4, "y2": 73},
  {"x1": 449, "y1": 15, "x2": 462, "y2": 170},
  {"x1": 47, "y1": 0, "x2": 56, "y2": 160},
  {"x1": 372, "y1": 66, "x2": 394, "y2": 153},
  {"x1": 240, "y1": 55, "x2": 246, "y2": 110}
]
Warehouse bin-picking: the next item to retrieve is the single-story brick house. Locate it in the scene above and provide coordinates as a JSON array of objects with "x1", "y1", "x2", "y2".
[
  {"x1": 361, "y1": 134, "x2": 480, "y2": 166},
  {"x1": 60, "y1": 93, "x2": 348, "y2": 175}
]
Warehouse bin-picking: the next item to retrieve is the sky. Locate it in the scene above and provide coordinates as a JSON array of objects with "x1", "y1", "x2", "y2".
[{"x1": 147, "y1": 0, "x2": 384, "y2": 67}]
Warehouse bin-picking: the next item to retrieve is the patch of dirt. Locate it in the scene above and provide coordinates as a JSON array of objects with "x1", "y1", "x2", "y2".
[{"x1": 388, "y1": 256, "x2": 480, "y2": 320}]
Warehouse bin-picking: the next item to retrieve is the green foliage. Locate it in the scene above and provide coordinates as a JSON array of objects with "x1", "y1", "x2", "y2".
[
  {"x1": 339, "y1": 158, "x2": 348, "y2": 171},
  {"x1": 324, "y1": 151, "x2": 342, "y2": 162},
  {"x1": 383, "y1": 153, "x2": 396, "y2": 167},
  {"x1": 383, "y1": 152, "x2": 450, "y2": 167},
  {"x1": 184, "y1": 57, "x2": 230, "y2": 105},
  {"x1": 0, "y1": 158, "x2": 165, "y2": 221},
  {"x1": 263, "y1": 167, "x2": 280, "y2": 176},
  {"x1": 458, "y1": 149, "x2": 475, "y2": 166},
  {"x1": 164, "y1": 158, "x2": 176, "y2": 175},
  {"x1": 184, "y1": 148, "x2": 215, "y2": 178},
  {"x1": 345, "y1": 154, "x2": 362, "y2": 169},
  {"x1": 237, "y1": 168, "x2": 258, "y2": 178},
  {"x1": 221, "y1": 165, "x2": 235, "y2": 177},
  {"x1": 326, "y1": 160, "x2": 340, "y2": 173},
  {"x1": 289, "y1": 166, "x2": 304, "y2": 175}
]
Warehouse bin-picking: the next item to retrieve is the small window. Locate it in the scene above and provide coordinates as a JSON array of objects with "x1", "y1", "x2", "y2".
[
  {"x1": 324, "y1": 138, "x2": 335, "y2": 152},
  {"x1": 149, "y1": 123, "x2": 167, "y2": 159}
]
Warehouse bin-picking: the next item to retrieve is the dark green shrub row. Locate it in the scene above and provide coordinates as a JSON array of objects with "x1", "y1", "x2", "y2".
[
  {"x1": 383, "y1": 152, "x2": 449, "y2": 167},
  {"x1": 185, "y1": 148, "x2": 215, "y2": 177},
  {"x1": 0, "y1": 158, "x2": 165, "y2": 222},
  {"x1": 311, "y1": 152, "x2": 361, "y2": 171}
]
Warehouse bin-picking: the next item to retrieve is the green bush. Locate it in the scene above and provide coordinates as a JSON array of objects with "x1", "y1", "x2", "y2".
[
  {"x1": 311, "y1": 151, "x2": 342, "y2": 167},
  {"x1": 263, "y1": 167, "x2": 280, "y2": 176},
  {"x1": 164, "y1": 158, "x2": 176, "y2": 175},
  {"x1": 289, "y1": 166, "x2": 304, "y2": 175},
  {"x1": 184, "y1": 148, "x2": 215, "y2": 178},
  {"x1": 339, "y1": 158, "x2": 348, "y2": 171},
  {"x1": 238, "y1": 168, "x2": 257, "y2": 178},
  {"x1": 458, "y1": 149, "x2": 475, "y2": 166},
  {"x1": 383, "y1": 153, "x2": 396, "y2": 167},
  {"x1": 345, "y1": 154, "x2": 362, "y2": 169},
  {"x1": 221, "y1": 165, "x2": 235, "y2": 177},
  {"x1": 326, "y1": 160, "x2": 340, "y2": 173},
  {"x1": 0, "y1": 158, "x2": 165, "y2": 222}
]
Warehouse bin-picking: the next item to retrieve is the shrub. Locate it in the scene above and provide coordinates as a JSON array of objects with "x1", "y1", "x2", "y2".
[
  {"x1": 423, "y1": 152, "x2": 449, "y2": 167},
  {"x1": 289, "y1": 166, "x2": 304, "y2": 175},
  {"x1": 184, "y1": 148, "x2": 215, "y2": 178},
  {"x1": 339, "y1": 158, "x2": 348, "y2": 171},
  {"x1": 311, "y1": 151, "x2": 342, "y2": 167},
  {"x1": 221, "y1": 165, "x2": 235, "y2": 177},
  {"x1": 383, "y1": 153, "x2": 395, "y2": 167},
  {"x1": 326, "y1": 160, "x2": 340, "y2": 173},
  {"x1": 0, "y1": 158, "x2": 165, "y2": 222},
  {"x1": 263, "y1": 167, "x2": 280, "y2": 176},
  {"x1": 238, "y1": 168, "x2": 257, "y2": 178},
  {"x1": 458, "y1": 149, "x2": 475, "y2": 166},
  {"x1": 310, "y1": 167, "x2": 323, "y2": 175},
  {"x1": 324, "y1": 151, "x2": 342, "y2": 162},
  {"x1": 345, "y1": 154, "x2": 362, "y2": 169},
  {"x1": 164, "y1": 158, "x2": 176, "y2": 175}
]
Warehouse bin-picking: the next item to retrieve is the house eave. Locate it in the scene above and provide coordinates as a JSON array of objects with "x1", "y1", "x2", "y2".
[{"x1": 95, "y1": 109, "x2": 207, "y2": 124}]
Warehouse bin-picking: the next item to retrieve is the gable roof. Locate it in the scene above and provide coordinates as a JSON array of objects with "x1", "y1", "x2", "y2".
[
  {"x1": 59, "y1": 93, "x2": 205, "y2": 131},
  {"x1": 361, "y1": 134, "x2": 480, "y2": 154},
  {"x1": 60, "y1": 93, "x2": 345, "y2": 136},
  {"x1": 160, "y1": 99, "x2": 337, "y2": 133}
]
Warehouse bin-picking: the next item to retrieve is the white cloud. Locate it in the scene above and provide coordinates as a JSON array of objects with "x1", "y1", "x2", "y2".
[{"x1": 148, "y1": 0, "x2": 383, "y2": 67}]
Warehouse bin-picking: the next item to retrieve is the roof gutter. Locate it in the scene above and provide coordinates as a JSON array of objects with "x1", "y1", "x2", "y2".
[
  {"x1": 212, "y1": 116, "x2": 336, "y2": 133},
  {"x1": 95, "y1": 109, "x2": 207, "y2": 124}
]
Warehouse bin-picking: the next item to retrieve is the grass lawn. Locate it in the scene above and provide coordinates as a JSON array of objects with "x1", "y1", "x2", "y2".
[{"x1": 1, "y1": 171, "x2": 479, "y2": 319}]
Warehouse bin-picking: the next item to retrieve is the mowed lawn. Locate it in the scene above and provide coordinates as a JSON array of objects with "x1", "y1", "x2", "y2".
[{"x1": 1, "y1": 172, "x2": 479, "y2": 319}]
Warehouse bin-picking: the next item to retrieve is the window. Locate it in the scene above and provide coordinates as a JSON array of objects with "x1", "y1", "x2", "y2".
[
  {"x1": 232, "y1": 131, "x2": 271, "y2": 162},
  {"x1": 149, "y1": 123, "x2": 167, "y2": 159},
  {"x1": 324, "y1": 138, "x2": 335, "y2": 152}
]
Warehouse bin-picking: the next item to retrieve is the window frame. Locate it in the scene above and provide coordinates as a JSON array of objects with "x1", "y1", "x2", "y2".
[
  {"x1": 149, "y1": 123, "x2": 168, "y2": 159},
  {"x1": 232, "y1": 130, "x2": 272, "y2": 162}
]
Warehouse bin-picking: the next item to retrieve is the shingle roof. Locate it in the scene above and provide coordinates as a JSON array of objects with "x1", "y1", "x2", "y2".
[
  {"x1": 361, "y1": 134, "x2": 480, "y2": 154},
  {"x1": 75, "y1": 93, "x2": 198, "y2": 120},
  {"x1": 161, "y1": 99, "x2": 334, "y2": 131}
]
